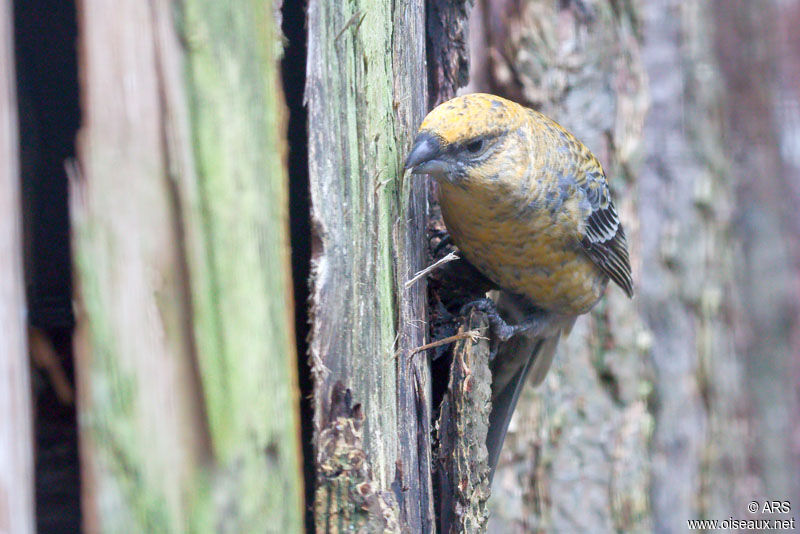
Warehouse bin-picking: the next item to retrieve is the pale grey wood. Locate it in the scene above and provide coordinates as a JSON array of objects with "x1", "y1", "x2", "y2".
[{"x1": 0, "y1": 1, "x2": 35, "y2": 531}]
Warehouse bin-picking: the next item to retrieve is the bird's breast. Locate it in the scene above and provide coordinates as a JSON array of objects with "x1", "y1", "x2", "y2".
[{"x1": 438, "y1": 180, "x2": 607, "y2": 315}]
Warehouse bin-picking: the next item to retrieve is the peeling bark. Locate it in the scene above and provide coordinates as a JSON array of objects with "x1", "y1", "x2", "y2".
[
  {"x1": 427, "y1": 0, "x2": 475, "y2": 106},
  {"x1": 315, "y1": 383, "x2": 400, "y2": 534}
]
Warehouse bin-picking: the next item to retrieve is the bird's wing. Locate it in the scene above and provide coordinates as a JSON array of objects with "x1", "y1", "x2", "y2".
[
  {"x1": 577, "y1": 168, "x2": 634, "y2": 297},
  {"x1": 538, "y1": 115, "x2": 634, "y2": 298}
]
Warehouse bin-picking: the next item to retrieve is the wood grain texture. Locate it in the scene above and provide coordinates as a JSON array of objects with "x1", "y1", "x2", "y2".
[
  {"x1": 180, "y1": 2, "x2": 304, "y2": 529},
  {"x1": 305, "y1": 0, "x2": 434, "y2": 530},
  {"x1": 391, "y1": 2, "x2": 436, "y2": 528},
  {"x1": 0, "y1": 3, "x2": 35, "y2": 532},
  {"x1": 74, "y1": 1, "x2": 303, "y2": 531}
]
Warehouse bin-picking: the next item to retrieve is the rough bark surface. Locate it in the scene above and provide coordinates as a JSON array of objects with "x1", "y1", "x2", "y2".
[
  {"x1": 427, "y1": 0, "x2": 475, "y2": 107},
  {"x1": 305, "y1": 1, "x2": 434, "y2": 531},
  {"x1": 477, "y1": 2, "x2": 650, "y2": 531},
  {"x1": 638, "y1": 2, "x2": 753, "y2": 528},
  {"x1": 0, "y1": 3, "x2": 35, "y2": 532},
  {"x1": 73, "y1": 2, "x2": 303, "y2": 531},
  {"x1": 713, "y1": 0, "x2": 800, "y2": 508}
]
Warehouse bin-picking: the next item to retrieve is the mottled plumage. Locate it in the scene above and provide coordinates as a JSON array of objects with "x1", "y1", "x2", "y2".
[
  {"x1": 405, "y1": 93, "x2": 633, "y2": 476},
  {"x1": 409, "y1": 93, "x2": 632, "y2": 312}
]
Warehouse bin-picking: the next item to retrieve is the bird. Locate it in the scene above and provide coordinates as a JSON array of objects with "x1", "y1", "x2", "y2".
[{"x1": 404, "y1": 93, "x2": 633, "y2": 476}]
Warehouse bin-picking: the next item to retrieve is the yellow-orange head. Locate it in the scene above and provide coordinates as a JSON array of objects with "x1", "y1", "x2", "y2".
[
  {"x1": 404, "y1": 93, "x2": 535, "y2": 190},
  {"x1": 417, "y1": 93, "x2": 529, "y2": 146}
]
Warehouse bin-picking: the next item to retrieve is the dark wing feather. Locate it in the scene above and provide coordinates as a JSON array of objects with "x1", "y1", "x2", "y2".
[{"x1": 579, "y1": 172, "x2": 634, "y2": 297}]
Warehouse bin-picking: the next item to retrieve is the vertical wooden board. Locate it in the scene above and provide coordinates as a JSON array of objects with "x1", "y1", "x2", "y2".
[
  {"x1": 0, "y1": 2, "x2": 35, "y2": 532},
  {"x1": 390, "y1": 1, "x2": 435, "y2": 529},
  {"x1": 75, "y1": 0, "x2": 303, "y2": 531},
  {"x1": 306, "y1": 0, "x2": 433, "y2": 529},
  {"x1": 74, "y1": 0, "x2": 210, "y2": 530},
  {"x1": 306, "y1": 2, "x2": 399, "y2": 487},
  {"x1": 181, "y1": 0, "x2": 304, "y2": 529}
]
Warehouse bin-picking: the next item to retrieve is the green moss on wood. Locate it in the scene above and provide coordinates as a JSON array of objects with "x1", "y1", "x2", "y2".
[
  {"x1": 74, "y1": 1, "x2": 303, "y2": 531},
  {"x1": 182, "y1": 0, "x2": 304, "y2": 529}
]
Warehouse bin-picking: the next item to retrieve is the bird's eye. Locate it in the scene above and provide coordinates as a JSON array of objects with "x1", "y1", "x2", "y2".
[{"x1": 465, "y1": 139, "x2": 485, "y2": 154}]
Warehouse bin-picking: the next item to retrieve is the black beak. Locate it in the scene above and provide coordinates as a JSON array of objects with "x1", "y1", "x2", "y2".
[{"x1": 404, "y1": 132, "x2": 445, "y2": 173}]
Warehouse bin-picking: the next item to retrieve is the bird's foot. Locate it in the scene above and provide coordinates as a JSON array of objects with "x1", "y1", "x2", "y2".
[
  {"x1": 459, "y1": 298, "x2": 548, "y2": 358},
  {"x1": 459, "y1": 298, "x2": 513, "y2": 342},
  {"x1": 432, "y1": 234, "x2": 454, "y2": 258}
]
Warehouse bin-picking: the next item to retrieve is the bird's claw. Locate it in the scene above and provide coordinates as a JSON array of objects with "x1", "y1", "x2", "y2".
[
  {"x1": 459, "y1": 298, "x2": 527, "y2": 358},
  {"x1": 432, "y1": 234, "x2": 454, "y2": 258}
]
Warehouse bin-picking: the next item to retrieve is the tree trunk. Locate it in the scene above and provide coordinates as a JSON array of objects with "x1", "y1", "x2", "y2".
[
  {"x1": 639, "y1": 2, "x2": 750, "y2": 527},
  {"x1": 470, "y1": 0, "x2": 775, "y2": 531},
  {"x1": 2, "y1": 0, "x2": 791, "y2": 531},
  {"x1": 73, "y1": 2, "x2": 304, "y2": 531},
  {"x1": 475, "y1": 2, "x2": 653, "y2": 530},
  {"x1": 0, "y1": 2, "x2": 35, "y2": 532},
  {"x1": 713, "y1": 0, "x2": 800, "y2": 507}
]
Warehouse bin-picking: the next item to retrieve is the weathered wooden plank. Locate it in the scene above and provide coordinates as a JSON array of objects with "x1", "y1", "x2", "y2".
[
  {"x1": 390, "y1": 1, "x2": 436, "y2": 529},
  {"x1": 74, "y1": 3, "x2": 212, "y2": 528},
  {"x1": 306, "y1": 0, "x2": 433, "y2": 530},
  {"x1": 0, "y1": 3, "x2": 35, "y2": 532},
  {"x1": 74, "y1": 1, "x2": 303, "y2": 531},
  {"x1": 179, "y1": 1, "x2": 304, "y2": 529}
]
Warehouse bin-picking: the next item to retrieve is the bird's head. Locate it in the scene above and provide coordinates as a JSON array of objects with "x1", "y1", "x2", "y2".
[{"x1": 404, "y1": 93, "x2": 530, "y2": 185}]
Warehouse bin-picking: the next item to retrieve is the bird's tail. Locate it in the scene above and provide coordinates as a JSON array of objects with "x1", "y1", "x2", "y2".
[{"x1": 486, "y1": 292, "x2": 575, "y2": 479}]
